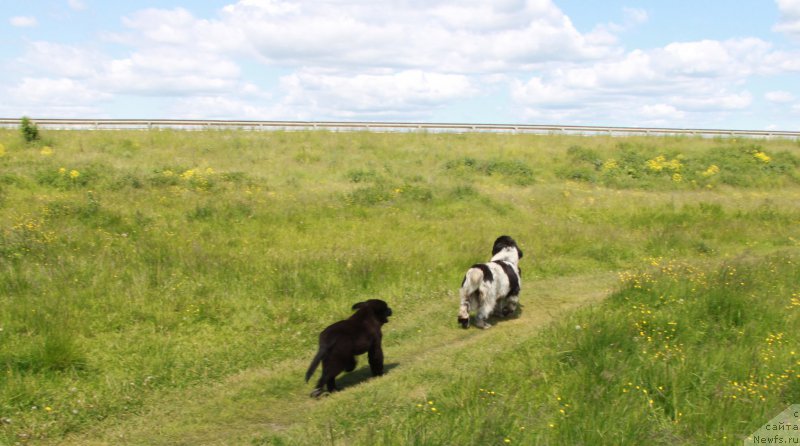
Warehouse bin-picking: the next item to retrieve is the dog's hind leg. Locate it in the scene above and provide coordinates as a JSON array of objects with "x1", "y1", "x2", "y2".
[
  {"x1": 502, "y1": 294, "x2": 520, "y2": 317},
  {"x1": 458, "y1": 268, "x2": 483, "y2": 328},
  {"x1": 474, "y1": 294, "x2": 495, "y2": 329},
  {"x1": 311, "y1": 359, "x2": 345, "y2": 397},
  {"x1": 457, "y1": 290, "x2": 471, "y2": 328},
  {"x1": 311, "y1": 371, "x2": 330, "y2": 397}
]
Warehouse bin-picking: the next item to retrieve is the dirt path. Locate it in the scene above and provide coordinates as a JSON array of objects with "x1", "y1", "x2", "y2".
[{"x1": 57, "y1": 271, "x2": 619, "y2": 445}]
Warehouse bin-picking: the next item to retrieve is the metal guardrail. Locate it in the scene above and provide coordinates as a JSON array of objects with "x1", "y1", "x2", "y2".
[{"x1": 1, "y1": 118, "x2": 798, "y2": 139}]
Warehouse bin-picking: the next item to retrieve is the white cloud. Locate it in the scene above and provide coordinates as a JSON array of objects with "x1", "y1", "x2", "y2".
[
  {"x1": 280, "y1": 69, "x2": 476, "y2": 118},
  {"x1": 763, "y1": 49, "x2": 800, "y2": 72},
  {"x1": 510, "y1": 37, "x2": 778, "y2": 116},
  {"x1": 640, "y1": 104, "x2": 684, "y2": 120},
  {"x1": 68, "y1": 0, "x2": 87, "y2": 11},
  {"x1": 765, "y1": 90, "x2": 795, "y2": 103},
  {"x1": 169, "y1": 96, "x2": 283, "y2": 120},
  {"x1": 585, "y1": 7, "x2": 648, "y2": 47},
  {"x1": 98, "y1": 0, "x2": 607, "y2": 118},
  {"x1": 659, "y1": 40, "x2": 735, "y2": 76},
  {"x1": 623, "y1": 8, "x2": 649, "y2": 26},
  {"x1": 510, "y1": 37, "x2": 776, "y2": 126},
  {"x1": 118, "y1": 8, "x2": 246, "y2": 53},
  {"x1": 8, "y1": 78, "x2": 110, "y2": 104},
  {"x1": 510, "y1": 76, "x2": 577, "y2": 106},
  {"x1": 18, "y1": 42, "x2": 106, "y2": 78},
  {"x1": 99, "y1": 50, "x2": 240, "y2": 96},
  {"x1": 10, "y1": 16, "x2": 38, "y2": 27},
  {"x1": 656, "y1": 38, "x2": 774, "y2": 78},
  {"x1": 774, "y1": 0, "x2": 800, "y2": 38},
  {"x1": 17, "y1": 41, "x2": 241, "y2": 97},
  {"x1": 216, "y1": 0, "x2": 618, "y2": 71},
  {"x1": 670, "y1": 91, "x2": 752, "y2": 111}
]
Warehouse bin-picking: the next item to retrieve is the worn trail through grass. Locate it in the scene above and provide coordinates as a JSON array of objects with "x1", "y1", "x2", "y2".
[{"x1": 56, "y1": 272, "x2": 618, "y2": 445}]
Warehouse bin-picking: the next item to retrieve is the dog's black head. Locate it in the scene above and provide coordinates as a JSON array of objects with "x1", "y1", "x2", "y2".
[
  {"x1": 352, "y1": 299, "x2": 393, "y2": 324},
  {"x1": 492, "y1": 235, "x2": 523, "y2": 260}
]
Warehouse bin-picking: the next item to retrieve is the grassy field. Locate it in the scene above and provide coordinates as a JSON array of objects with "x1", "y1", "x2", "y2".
[{"x1": 0, "y1": 128, "x2": 799, "y2": 445}]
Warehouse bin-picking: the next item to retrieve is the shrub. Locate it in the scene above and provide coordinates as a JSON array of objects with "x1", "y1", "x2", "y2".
[
  {"x1": 444, "y1": 157, "x2": 535, "y2": 186},
  {"x1": 347, "y1": 168, "x2": 381, "y2": 183},
  {"x1": 20, "y1": 116, "x2": 40, "y2": 143}
]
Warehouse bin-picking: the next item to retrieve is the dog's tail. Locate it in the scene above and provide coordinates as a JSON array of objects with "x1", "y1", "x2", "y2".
[
  {"x1": 458, "y1": 266, "x2": 486, "y2": 327},
  {"x1": 305, "y1": 343, "x2": 331, "y2": 382},
  {"x1": 461, "y1": 266, "x2": 485, "y2": 297}
]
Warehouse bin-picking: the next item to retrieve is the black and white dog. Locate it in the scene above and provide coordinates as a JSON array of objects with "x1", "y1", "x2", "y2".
[{"x1": 458, "y1": 236, "x2": 523, "y2": 329}]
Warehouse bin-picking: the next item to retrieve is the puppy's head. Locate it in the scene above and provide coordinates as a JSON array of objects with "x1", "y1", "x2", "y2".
[
  {"x1": 352, "y1": 299, "x2": 392, "y2": 324},
  {"x1": 492, "y1": 235, "x2": 523, "y2": 261}
]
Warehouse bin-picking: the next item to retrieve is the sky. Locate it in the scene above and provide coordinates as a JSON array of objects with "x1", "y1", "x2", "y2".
[{"x1": 2, "y1": 0, "x2": 800, "y2": 130}]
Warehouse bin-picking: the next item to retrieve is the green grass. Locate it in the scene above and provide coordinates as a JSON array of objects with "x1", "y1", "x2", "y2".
[
  {"x1": 0, "y1": 129, "x2": 799, "y2": 445},
  {"x1": 365, "y1": 254, "x2": 800, "y2": 446}
]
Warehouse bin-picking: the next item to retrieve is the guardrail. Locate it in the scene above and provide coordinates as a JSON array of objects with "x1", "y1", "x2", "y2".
[{"x1": 1, "y1": 118, "x2": 798, "y2": 139}]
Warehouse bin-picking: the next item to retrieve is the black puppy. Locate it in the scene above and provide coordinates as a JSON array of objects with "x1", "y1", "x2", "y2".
[{"x1": 305, "y1": 299, "x2": 392, "y2": 397}]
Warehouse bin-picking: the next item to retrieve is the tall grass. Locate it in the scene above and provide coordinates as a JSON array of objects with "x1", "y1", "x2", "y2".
[{"x1": 0, "y1": 129, "x2": 798, "y2": 444}]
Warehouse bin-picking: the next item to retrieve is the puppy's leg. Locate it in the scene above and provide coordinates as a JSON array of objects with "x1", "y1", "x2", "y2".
[
  {"x1": 368, "y1": 342, "x2": 384, "y2": 376},
  {"x1": 344, "y1": 356, "x2": 357, "y2": 373},
  {"x1": 311, "y1": 374, "x2": 326, "y2": 397},
  {"x1": 311, "y1": 370, "x2": 330, "y2": 397},
  {"x1": 325, "y1": 374, "x2": 338, "y2": 393},
  {"x1": 311, "y1": 359, "x2": 344, "y2": 397}
]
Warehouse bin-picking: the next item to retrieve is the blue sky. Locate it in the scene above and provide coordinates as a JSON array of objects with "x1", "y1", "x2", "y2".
[{"x1": 2, "y1": 0, "x2": 800, "y2": 130}]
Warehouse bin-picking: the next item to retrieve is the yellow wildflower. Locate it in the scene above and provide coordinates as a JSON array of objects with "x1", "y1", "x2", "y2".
[
  {"x1": 702, "y1": 164, "x2": 720, "y2": 177},
  {"x1": 666, "y1": 158, "x2": 682, "y2": 172},
  {"x1": 787, "y1": 293, "x2": 799, "y2": 309},
  {"x1": 753, "y1": 151, "x2": 771, "y2": 163},
  {"x1": 646, "y1": 155, "x2": 682, "y2": 173},
  {"x1": 40, "y1": 146, "x2": 53, "y2": 156},
  {"x1": 646, "y1": 155, "x2": 666, "y2": 172},
  {"x1": 602, "y1": 159, "x2": 618, "y2": 171},
  {"x1": 69, "y1": 170, "x2": 80, "y2": 179}
]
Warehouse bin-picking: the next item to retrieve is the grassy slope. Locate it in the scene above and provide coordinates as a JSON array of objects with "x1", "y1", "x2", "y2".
[
  {"x1": 0, "y1": 129, "x2": 799, "y2": 445},
  {"x1": 60, "y1": 272, "x2": 618, "y2": 446}
]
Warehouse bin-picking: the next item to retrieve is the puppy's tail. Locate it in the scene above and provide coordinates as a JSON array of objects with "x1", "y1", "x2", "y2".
[{"x1": 305, "y1": 344, "x2": 330, "y2": 382}]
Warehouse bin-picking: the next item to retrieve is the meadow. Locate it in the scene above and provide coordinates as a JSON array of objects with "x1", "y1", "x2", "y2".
[{"x1": 0, "y1": 127, "x2": 798, "y2": 445}]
